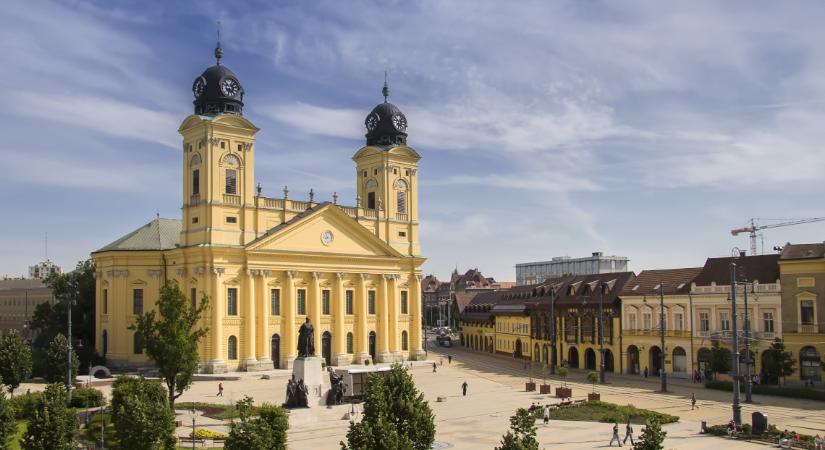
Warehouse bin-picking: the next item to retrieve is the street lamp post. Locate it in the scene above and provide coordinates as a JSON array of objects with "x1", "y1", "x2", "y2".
[
  {"x1": 729, "y1": 262, "x2": 742, "y2": 425},
  {"x1": 659, "y1": 282, "x2": 667, "y2": 392},
  {"x1": 598, "y1": 282, "x2": 606, "y2": 384},
  {"x1": 66, "y1": 282, "x2": 77, "y2": 407},
  {"x1": 550, "y1": 287, "x2": 556, "y2": 375}
]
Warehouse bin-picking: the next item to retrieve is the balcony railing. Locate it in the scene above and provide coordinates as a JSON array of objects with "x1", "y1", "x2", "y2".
[
  {"x1": 189, "y1": 193, "x2": 200, "y2": 204},
  {"x1": 800, "y1": 324, "x2": 818, "y2": 334},
  {"x1": 223, "y1": 194, "x2": 241, "y2": 205},
  {"x1": 622, "y1": 329, "x2": 691, "y2": 338},
  {"x1": 396, "y1": 212, "x2": 408, "y2": 221},
  {"x1": 363, "y1": 209, "x2": 378, "y2": 218},
  {"x1": 291, "y1": 200, "x2": 310, "y2": 210},
  {"x1": 340, "y1": 206, "x2": 358, "y2": 217}
]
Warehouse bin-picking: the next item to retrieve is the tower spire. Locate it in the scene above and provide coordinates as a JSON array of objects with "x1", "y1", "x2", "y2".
[
  {"x1": 214, "y1": 20, "x2": 223, "y2": 65},
  {"x1": 382, "y1": 70, "x2": 389, "y2": 103}
]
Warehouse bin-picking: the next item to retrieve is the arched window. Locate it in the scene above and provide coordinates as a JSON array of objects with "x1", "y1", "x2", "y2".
[
  {"x1": 223, "y1": 154, "x2": 241, "y2": 195},
  {"x1": 190, "y1": 154, "x2": 202, "y2": 166},
  {"x1": 401, "y1": 331, "x2": 408, "y2": 351},
  {"x1": 346, "y1": 332, "x2": 354, "y2": 353},
  {"x1": 223, "y1": 154, "x2": 241, "y2": 166},
  {"x1": 133, "y1": 332, "x2": 143, "y2": 355},
  {"x1": 228, "y1": 336, "x2": 238, "y2": 360},
  {"x1": 397, "y1": 191, "x2": 406, "y2": 214}
]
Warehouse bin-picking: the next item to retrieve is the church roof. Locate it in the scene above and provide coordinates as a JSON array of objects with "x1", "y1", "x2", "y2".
[{"x1": 94, "y1": 218, "x2": 181, "y2": 253}]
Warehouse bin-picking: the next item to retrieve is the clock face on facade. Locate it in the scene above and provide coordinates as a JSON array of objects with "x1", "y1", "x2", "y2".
[
  {"x1": 391, "y1": 113, "x2": 407, "y2": 132},
  {"x1": 321, "y1": 230, "x2": 334, "y2": 246},
  {"x1": 220, "y1": 78, "x2": 241, "y2": 97},
  {"x1": 365, "y1": 113, "x2": 379, "y2": 131},
  {"x1": 192, "y1": 77, "x2": 206, "y2": 98}
]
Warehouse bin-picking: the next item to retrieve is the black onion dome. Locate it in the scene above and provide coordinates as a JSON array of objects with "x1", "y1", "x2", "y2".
[
  {"x1": 192, "y1": 46, "x2": 244, "y2": 116},
  {"x1": 364, "y1": 82, "x2": 408, "y2": 146}
]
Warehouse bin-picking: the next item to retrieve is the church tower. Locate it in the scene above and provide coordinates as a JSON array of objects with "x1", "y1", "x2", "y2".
[
  {"x1": 353, "y1": 79, "x2": 421, "y2": 256},
  {"x1": 179, "y1": 43, "x2": 260, "y2": 247}
]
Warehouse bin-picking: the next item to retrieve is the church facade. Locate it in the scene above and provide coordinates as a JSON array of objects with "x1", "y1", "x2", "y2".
[{"x1": 92, "y1": 44, "x2": 426, "y2": 373}]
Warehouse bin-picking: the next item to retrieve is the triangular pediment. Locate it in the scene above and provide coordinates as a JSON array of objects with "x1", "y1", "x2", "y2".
[{"x1": 247, "y1": 204, "x2": 404, "y2": 258}]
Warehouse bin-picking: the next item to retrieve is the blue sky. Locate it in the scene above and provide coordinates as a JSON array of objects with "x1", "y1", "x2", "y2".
[{"x1": 3, "y1": 0, "x2": 825, "y2": 280}]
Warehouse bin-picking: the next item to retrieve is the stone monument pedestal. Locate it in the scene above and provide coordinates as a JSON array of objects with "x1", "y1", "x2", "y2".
[{"x1": 293, "y1": 356, "x2": 325, "y2": 406}]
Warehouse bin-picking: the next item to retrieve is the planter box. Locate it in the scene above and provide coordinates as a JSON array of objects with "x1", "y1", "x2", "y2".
[
  {"x1": 525, "y1": 382, "x2": 536, "y2": 392},
  {"x1": 555, "y1": 387, "x2": 572, "y2": 398},
  {"x1": 587, "y1": 393, "x2": 601, "y2": 401},
  {"x1": 540, "y1": 384, "x2": 552, "y2": 394}
]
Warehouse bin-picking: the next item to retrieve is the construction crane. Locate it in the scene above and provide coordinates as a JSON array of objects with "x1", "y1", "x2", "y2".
[{"x1": 731, "y1": 217, "x2": 825, "y2": 255}]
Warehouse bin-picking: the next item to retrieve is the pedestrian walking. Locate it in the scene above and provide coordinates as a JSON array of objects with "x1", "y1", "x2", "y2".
[
  {"x1": 643, "y1": 366, "x2": 648, "y2": 378},
  {"x1": 440, "y1": 356, "x2": 444, "y2": 366},
  {"x1": 433, "y1": 362, "x2": 437, "y2": 373},
  {"x1": 448, "y1": 354, "x2": 452, "y2": 364},
  {"x1": 691, "y1": 392, "x2": 697, "y2": 410},
  {"x1": 461, "y1": 381, "x2": 468, "y2": 396},
  {"x1": 623, "y1": 419, "x2": 634, "y2": 445},
  {"x1": 543, "y1": 406, "x2": 550, "y2": 425},
  {"x1": 217, "y1": 382, "x2": 224, "y2": 397},
  {"x1": 609, "y1": 422, "x2": 623, "y2": 447}
]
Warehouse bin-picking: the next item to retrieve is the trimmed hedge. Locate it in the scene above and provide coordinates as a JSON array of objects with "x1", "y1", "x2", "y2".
[
  {"x1": 546, "y1": 401, "x2": 679, "y2": 425},
  {"x1": 70, "y1": 387, "x2": 105, "y2": 408},
  {"x1": 8, "y1": 391, "x2": 43, "y2": 420},
  {"x1": 705, "y1": 380, "x2": 825, "y2": 402}
]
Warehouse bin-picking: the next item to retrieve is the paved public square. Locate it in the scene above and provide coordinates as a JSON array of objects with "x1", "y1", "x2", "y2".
[{"x1": 28, "y1": 340, "x2": 824, "y2": 449}]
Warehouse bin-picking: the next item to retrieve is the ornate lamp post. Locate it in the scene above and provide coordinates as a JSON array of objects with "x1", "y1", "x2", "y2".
[
  {"x1": 658, "y1": 282, "x2": 667, "y2": 393},
  {"x1": 729, "y1": 261, "x2": 742, "y2": 425},
  {"x1": 66, "y1": 280, "x2": 79, "y2": 406},
  {"x1": 598, "y1": 282, "x2": 606, "y2": 384},
  {"x1": 550, "y1": 287, "x2": 557, "y2": 375}
]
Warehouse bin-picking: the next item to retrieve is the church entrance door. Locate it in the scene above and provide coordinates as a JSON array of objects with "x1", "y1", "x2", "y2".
[
  {"x1": 369, "y1": 331, "x2": 377, "y2": 362},
  {"x1": 322, "y1": 331, "x2": 332, "y2": 365},
  {"x1": 271, "y1": 334, "x2": 280, "y2": 369}
]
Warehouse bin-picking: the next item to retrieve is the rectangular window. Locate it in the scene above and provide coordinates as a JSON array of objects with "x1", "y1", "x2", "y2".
[
  {"x1": 192, "y1": 169, "x2": 199, "y2": 195},
  {"x1": 368, "y1": 290, "x2": 376, "y2": 314},
  {"x1": 398, "y1": 231, "x2": 406, "y2": 237},
  {"x1": 346, "y1": 290, "x2": 354, "y2": 315},
  {"x1": 627, "y1": 312, "x2": 636, "y2": 330},
  {"x1": 720, "y1": 312, "x2": 730, "y2": 331},
  {"x1": 270, "y1": 289, "x2": 280, "y2": 315},
  {"x1": 297, "y1": 289, "x2": 307, "y2": 315},
  {"x1": 227, "y1": 288, "x2": 238, "y2": 315},
  {"x1": 674, "y1": 312, "x2": 684, "y2": 331},
  {"x1": 763, "y1": 311, "x2": 774, "y2": 332},
  {"x1": 699, "y1": 312, "x2": 709, "y2": 331},
  {"x1": 103, "y1": 289, "x2": 108, "y2": 314},
  {"x1": 801, "y1": 300, "x2": 815, "y2": 324},
  {"x1": 226, "y1": 216, "x2": 237, "y2": 224},
  {"x1": 322, "y1": 290, "x2": 331, "y2": 315},
  {"x1": 190, "y1": 287, "x2": 196, "y2": 309},
  {"x1": 367, "y1": 192, "x2": 376, "y2": 210},
  {"x1": 400, "y1": 291, "x2": 408, "y2": 314},
  {"x1": 133, "y1": 289, "x2": 143, "y2": 315},
  {"x1": 225, "y1": 168, "x2": 237, "y2": 194},
  {"x1": 642, "y1": 312, "x2": 651, "y2": 330},
  {"x1": 397, "y1": 191, "x2": 406, "y2": 213},
  {"x1": 192, "y1": 217, "x2": 198, "y2": 224}
]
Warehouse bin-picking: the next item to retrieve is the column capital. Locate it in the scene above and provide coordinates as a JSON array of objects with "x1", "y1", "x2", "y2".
[
  {"x1": 336, "y1": 272, "x2": 346, "y2": 279},
  {"x1": 413, "y1": 273, "x2": 423, "y2": 283},
  {"x1": 176, "y1": 268, "x2": 187, "y2": 277},
  {"x1": 260, "y1": 269, "x2": 272, "y2": 277},
  {"x1": 359, "y1": 273, "x2": 370, "y2": 280},
  {"x1": 286, "y1": 270, "x2": 298, "y2": 279},
  {"x1": 194, "y1": 267, "x2": 206, "y2": 275},
  {"x1": 211, "y1": 267, "x2": 225, "y2": 275},
  {"x1": 382, "y1": 274, "x2": 399, "y2": 281},
  {"x1": 311, "y1": 271, "x2": 322, "y2": 279}
]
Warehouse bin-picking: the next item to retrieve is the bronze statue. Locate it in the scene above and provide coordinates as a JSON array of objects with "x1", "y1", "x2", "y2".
[
  {"x1": 326, "y1": 366, "x2": 345, "y2": 406},
  {"x1": 284, "y1": 374, "x2": 310, "y2": 408},
  {"x1": 297, "y1": 317, "x2": 315, "y2": 357}
]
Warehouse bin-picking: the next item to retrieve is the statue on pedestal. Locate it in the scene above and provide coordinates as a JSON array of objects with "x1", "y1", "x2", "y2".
[
  {"x1": 326, "y1": 366, "x2": 345, "y2": 405},
  {"x1": 284, "y1": 374, "x2": 309, "y2": 408},
  {"x1": 297, "y1": 318, "x2": 315, "y2": 357}
]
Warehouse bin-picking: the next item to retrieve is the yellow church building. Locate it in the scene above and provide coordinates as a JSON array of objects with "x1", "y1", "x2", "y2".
[{"x1": 92, "y1": 44, "x2": 426, "y2": 373}]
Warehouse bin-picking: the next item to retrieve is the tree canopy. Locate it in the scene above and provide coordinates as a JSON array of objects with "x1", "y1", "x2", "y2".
[
  {"x1": 130, "y1": 281, "x2": 209, "y2": 408},
  {"x1": 224, "y1": 396, "x2": 289, "y2": 450},
  {"x1": 708, "y1": 340, "x2": 731, "y2": 377},
  {"x1": 20, "y1": 383, "x2": 77, "y2": 450},
  {"x1": 43, "y1": 333, "x2": 79, "y2": 384},
  {"x1": 633, "y1": 418, "x2": 667, "y2": 450},
  {"x1": 0, "y1": 387, "x2": 16, "y2": 449},
  {"x1": 0, "y1": 329, "x2": 33, "y2": 394},
  {"x1": 495, "y1": 408, "x2": 539, "y2": 450},
  {"x1": 763, "y1": 338, "x2": 796, "y2": 385},
  {"x1": 342, "y1": 364, "x2": 435, "y2": 450},
  {"x1": 111, "y1": 376, "x2": 177, "y2": 450}
]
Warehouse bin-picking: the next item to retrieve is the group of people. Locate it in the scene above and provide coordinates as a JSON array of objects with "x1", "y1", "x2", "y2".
[
  {"x1": 609, "y1": 420, "x2": 636, "y2": 447},
  {"x1": 432, "y1": 354, "x2": 453, "y2": 372}
]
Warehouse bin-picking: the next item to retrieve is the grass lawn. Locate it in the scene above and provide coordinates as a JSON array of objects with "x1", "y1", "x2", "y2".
[
  {"x1": 8, "y1": 421, "x2": 26, "y2": 450},
  {"x1": 546, "y1": 400, "x2": 679, "y2": 425},
  {"x1": 175, "y1": 401, "x2": 258, "y2": 420}
]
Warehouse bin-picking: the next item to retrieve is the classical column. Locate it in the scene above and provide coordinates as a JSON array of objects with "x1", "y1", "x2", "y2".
[
  {"x1": 377, "y1": 274, "x2": 391, "y2": 362},
  {"x1": 388, "y1": 274, "x2": 400, "y2": 359},
  {"x1": 310, "y1": 272, "x2": 322, "y2": 356},
  {"x1": 256, "y1": 270, "x2": 272, "y2": 365},
  {"x1": 283, "y1": 271, "x2": 297, "y2": 369},
  {"x1": 333, "y1": 273, "x2": 348, "y2": 365},
  {"x1": 410, "y1": 274, "x2": 425, "y2": 359},
  {"x1": 356, "y1": 273, "x2": 370, "y2": 363},
  {"x1": 209, "y1": 267, "x2": 227, "y2": 373},
  {"x1": 242, "y1": 269, "x2": 258, "y2": 370}
]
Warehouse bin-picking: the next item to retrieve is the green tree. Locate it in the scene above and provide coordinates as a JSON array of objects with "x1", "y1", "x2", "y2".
[
  {"x1": 558, "y1": 367, "x2": 569, "y2": 387},
  {"x1": 130, "y1": 281, "x2": 209, "y2": 408},
  {"x1": 708, "y1": 340, "x2": 731, "y2": 379},
  {"x1": 43, "y1": 333, "x2": 79, "y2": 384},
  {"x1": 341, "y1": 364, "x2": 435, "y2": 450},
  {"x1": 32, "y1": 259, "x2": 98, "y2": 371},
  {"x1": 495, "y1": 408, "x2": 539, "y2": 450},
  {"x1": 587, "y1": 371, "x2": 599, "y2": 393},
  {"x1": 224, "y1": 396, "x2": 289, "y2": 450},
  {"x1": 111, "y1": 376, "x2": 176, "y2": 450},
  {"x1": 0, "y1": 330, "x2": 33, "y2": 394},
  {"x1": 633, "y1": 418, "x2": 667, "y2": 450},
  {"x1": 763, "y1": 338, "x2": 796, "y2": 385},
  {"x1": 0, "y1": 387, "x2": 16, "y2": 449},
  {"x1": 20, "y1": 383, "x2": 77, "y2": 450}
]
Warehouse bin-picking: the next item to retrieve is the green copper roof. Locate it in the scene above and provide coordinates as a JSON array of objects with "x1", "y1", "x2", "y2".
[{"x1": 94, "y1": 218, "x2": 181, "y2": 253}]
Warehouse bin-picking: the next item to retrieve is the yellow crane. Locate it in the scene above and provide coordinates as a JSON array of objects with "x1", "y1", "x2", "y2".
[{"x1": 731, "y1": 217, "x2": 825, "y2": 255}]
